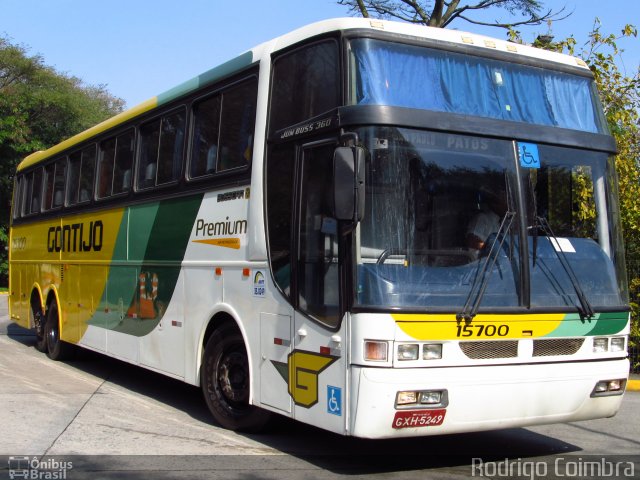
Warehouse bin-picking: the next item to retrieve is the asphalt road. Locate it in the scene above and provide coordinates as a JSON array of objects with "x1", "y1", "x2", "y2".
[{"x1": 1, "y1": 294, "x2": 638, "y2": 479}]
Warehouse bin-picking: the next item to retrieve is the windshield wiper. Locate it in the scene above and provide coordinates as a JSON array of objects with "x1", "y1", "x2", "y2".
[
  {"x1": 536, "y1": 216, "x2": 595, "y2": 319},
  {"x1": 457, "y1": 210, "x2": 516, "y2": 323}
]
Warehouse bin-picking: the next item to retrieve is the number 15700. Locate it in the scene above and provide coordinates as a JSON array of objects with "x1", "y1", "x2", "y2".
[{"x1": 456, "y1": 324, "x2": 509, "y2": 337}]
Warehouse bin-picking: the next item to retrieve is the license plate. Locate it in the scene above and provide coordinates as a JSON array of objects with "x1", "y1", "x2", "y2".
[{"x1": 392, "y1": 409, "x2": 446, "y2": 429}]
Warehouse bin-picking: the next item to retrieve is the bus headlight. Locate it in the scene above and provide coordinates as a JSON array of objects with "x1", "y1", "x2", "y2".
[
  {"x1": 610, "y1": 337, "x2": 626, "y2": 352},
  {"x1": 593, "y1": 337, "x2": 608, "y2": 353},
  {"x1": 419, "y1": 391, "x2": 442, "y2": 404},
  {"x1": 423, "y1": 344, "x2": 443, "y2": 360},
  {"x1": 591, "y1": 379, "x2": 626, "y2": 397},
  {"x1": 396, "y1": 391, "x2": 417, "y2": 405},
  {"x1": 398, "y1": 344, "x2": 419, "y2": 361},
  {"x1": 395, "y1": 389, "x2": 448, "y2": 408}
]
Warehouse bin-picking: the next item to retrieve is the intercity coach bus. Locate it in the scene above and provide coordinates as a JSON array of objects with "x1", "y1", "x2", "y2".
[{"x1": 8, "y1": 18, "x2": 629, "y2": 438}]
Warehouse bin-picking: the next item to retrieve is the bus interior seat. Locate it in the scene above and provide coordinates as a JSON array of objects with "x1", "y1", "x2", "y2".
[
  {"x1": 121, "y1": 169, "x2": 131, "y2": 191},
  {"x1": 144, "y1": 162, "x2": 156, "y2": 187},
  {"x1": 53, "y1": 190, "x2": 64, "y2": 208},
  {"x1": 79, "y1": 188, "x2": 90, "y2": 202}
]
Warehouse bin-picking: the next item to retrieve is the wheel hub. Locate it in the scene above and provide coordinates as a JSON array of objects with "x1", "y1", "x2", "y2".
[{"x1": 218, "y1": 351, "x2": 249, "y2": 403}]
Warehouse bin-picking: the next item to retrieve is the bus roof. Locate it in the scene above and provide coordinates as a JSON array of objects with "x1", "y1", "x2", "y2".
[{"x1": 18, "y1": 17, "x2": 590, "y2": 172}]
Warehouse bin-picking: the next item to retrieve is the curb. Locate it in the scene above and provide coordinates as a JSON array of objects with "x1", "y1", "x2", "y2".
[{"x1": 628, "y1": 379, "x2": 640, "y2": 392}]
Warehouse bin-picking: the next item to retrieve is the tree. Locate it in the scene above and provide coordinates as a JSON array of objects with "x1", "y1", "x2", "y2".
[
  {"x1": 337, "y1": 0, "x2": 568, "y2": 30},
  {"x1": 0, "y1": 37, "x2": 125, "y2": 287}
]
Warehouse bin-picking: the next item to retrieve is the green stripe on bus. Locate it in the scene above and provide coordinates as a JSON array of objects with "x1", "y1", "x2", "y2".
[
  {"x1": 143, "y1": 195, "x2": 203, "y2": 262},
  {"x1": 543, "y1": 312, "x2": 596, "y2": 337},
  {"x1": 584, "y1": 312, "x2": 628, "y2": 336},
  {"x1": 88, "y1": 194, "x2": 203, "y2": 336},
  {"x1": 157, "y1": 51, "x2": 254, "y2": 106}
]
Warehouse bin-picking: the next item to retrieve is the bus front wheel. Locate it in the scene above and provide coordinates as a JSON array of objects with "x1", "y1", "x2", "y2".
[{"x1": 201, "y1": 323, "x2": 271, "y2": 432}]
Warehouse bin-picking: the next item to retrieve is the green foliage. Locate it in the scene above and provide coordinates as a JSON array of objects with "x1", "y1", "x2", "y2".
[{"x1": 0, "y1": 37, "x2": 125, "y2": 286}]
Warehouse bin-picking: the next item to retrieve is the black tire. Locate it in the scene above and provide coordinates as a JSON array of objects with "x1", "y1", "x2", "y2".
[
  {"x1": 201, "y1": 323, "x2": 271, "y2": 432},
  {"x1": 32, "y1": 306, "x2": 47, "y2": 353},
  {"x1": 45, "y1": 301, "x2": 75, "y2": 361}
]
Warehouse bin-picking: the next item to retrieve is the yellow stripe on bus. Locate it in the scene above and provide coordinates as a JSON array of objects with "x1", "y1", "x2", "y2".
[
  {"x1": 17, "y1": 98, "x2": 158, "y2": 171},
  {"x1": 10, "y1": 208, "x2": 126, "y2": 343}
]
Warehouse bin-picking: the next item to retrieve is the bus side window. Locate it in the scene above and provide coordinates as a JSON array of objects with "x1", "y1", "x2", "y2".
[
  {"x1": 113, "y1": 131, "x2": 134, "y2": 195},
  {"x1": 157, "y1": 109, "x2": 185, "y2": 184},
  {"x1": 12, "y1": 176, "x2": 23, "y2": 219},
  {"x1": 218, "y1": 79, "x2": 257, "y2": 171},
  {"x1": 42, "y1": 158, "x2": 67, "y2": 211},
  {"x1": 52, "y1": 158, "x2": 67, "y2": 208},
  {"x1": 190, "y1": 95, "x2": 221, "y2": 178},
  {"x1": 43, "y1": 163, "x2": 56, "y2": 210},
  {"x1": 139, "y1": 109, "x2": 185, "y2": 189},
  {"x1": 79, "y1": 145, "x2": 96, "y2": 202},
  {"x1": 98, "y1": 131, "x2": 134, "y2": 198},
  {"x1": 98, "y1": 138, "x2": 116, "y2": 199},
  {"x1": 67, "y1": 151, "x2": 81, "y2": 205},
  {"x1": 68, "y1": 145, "x2": 96, "y2": 205},
  {"x1": 139, "y1": 119, "x2": 161, "y2": 189},
  {"x1": 24, "y1": 167, "x2": 43, "y2": 215},
  {"x1": 269, "y1": 40, "x2": 339, "y2": 133},
  {"x1": 20, "y1": 173, "x2": 31, "y2": 217}
]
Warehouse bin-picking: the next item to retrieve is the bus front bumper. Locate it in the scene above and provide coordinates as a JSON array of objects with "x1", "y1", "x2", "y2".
[{"x1": 350, "y1": 358, "x2": 629, "y2": 438}]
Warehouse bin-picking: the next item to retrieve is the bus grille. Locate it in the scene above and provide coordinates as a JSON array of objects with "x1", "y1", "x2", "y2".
[
  {"x1": 459, "y1": 340, "x2": 519, "y2": 359},
  {"x1": 458, "y1": 338, "x2": 585, "y2": 359},
  {"x1": 533, "y1": 338, "x2": 584, "y2": 357}
]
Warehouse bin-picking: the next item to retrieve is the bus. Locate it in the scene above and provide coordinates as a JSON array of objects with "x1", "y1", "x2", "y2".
[{"x1": 8, "y1": 18, "x2": 630, "y2": 438}]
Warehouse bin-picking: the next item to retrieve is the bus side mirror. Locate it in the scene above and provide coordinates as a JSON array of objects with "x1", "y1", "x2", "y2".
[{"x1": 333, "y1": 146, "x2": 365, "y2": 223}]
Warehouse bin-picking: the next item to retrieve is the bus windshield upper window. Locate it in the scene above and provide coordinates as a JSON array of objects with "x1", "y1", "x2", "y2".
[{"x1": 349, "y1": 38, "x2": 607, "y2": 134}]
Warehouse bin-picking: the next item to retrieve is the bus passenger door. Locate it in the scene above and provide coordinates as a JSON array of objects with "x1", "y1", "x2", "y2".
[{"x1": 292, "y1": 141, "x2": 347, "y2": 434}]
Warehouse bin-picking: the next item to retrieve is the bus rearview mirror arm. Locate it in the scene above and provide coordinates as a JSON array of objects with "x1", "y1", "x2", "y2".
[{"x1": 333, "y1": 146, "x2": 365, "y2": 227}]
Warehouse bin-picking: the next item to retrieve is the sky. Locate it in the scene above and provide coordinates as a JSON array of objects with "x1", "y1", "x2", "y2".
[{"x1": 1, "y1": 0, "x2": 638, "y2": 109}]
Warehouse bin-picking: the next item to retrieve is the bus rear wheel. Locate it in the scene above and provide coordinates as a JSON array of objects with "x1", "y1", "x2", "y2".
[
  {"x1": 44, "y1": 301, "x2": 74, "y2": 361},
  {"x1": 201, "y1": 323, "x2": 271, "y2": 432}
]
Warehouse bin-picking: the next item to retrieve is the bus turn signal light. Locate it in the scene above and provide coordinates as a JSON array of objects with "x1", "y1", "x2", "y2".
[{"x1": 364, "y1": 341, "x2": 388, "y2": 361}]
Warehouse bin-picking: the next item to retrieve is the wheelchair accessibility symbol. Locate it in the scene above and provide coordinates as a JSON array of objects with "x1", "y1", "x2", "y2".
[
  {"x1": 327, "y1": 386, "x2": 342, "y2": 416},
  {"x1": 517, "y1": 142, "x2": 540, "y2": 169}
]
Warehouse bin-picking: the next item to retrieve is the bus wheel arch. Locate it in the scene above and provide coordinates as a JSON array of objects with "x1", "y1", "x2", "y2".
[
  {"x1": 200, "y1": 314, "x2": 271, "y2": 432},
  {"x1": 43, "y1": 290, "x2": 74, "y2": 361},
  {"x1": 29, "y1": 285, "x2": 46, "y2": 352}
]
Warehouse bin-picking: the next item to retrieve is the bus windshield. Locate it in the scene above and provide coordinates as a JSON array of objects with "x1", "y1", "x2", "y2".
[
  {"x1": 349, "y1": 38, "x2": 607, "y2": 134},
  {"x1": 354, "y1": 127, "x2": 627, "y2": 312}
]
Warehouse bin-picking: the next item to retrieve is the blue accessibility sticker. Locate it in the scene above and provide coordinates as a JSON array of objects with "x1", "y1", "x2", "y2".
[
  {"x1": 327, "y1": 386, "x2": 342, "y2": 416},
  {"x1": 517, "y1": 142, "x2": 540, "y2": 169}
]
